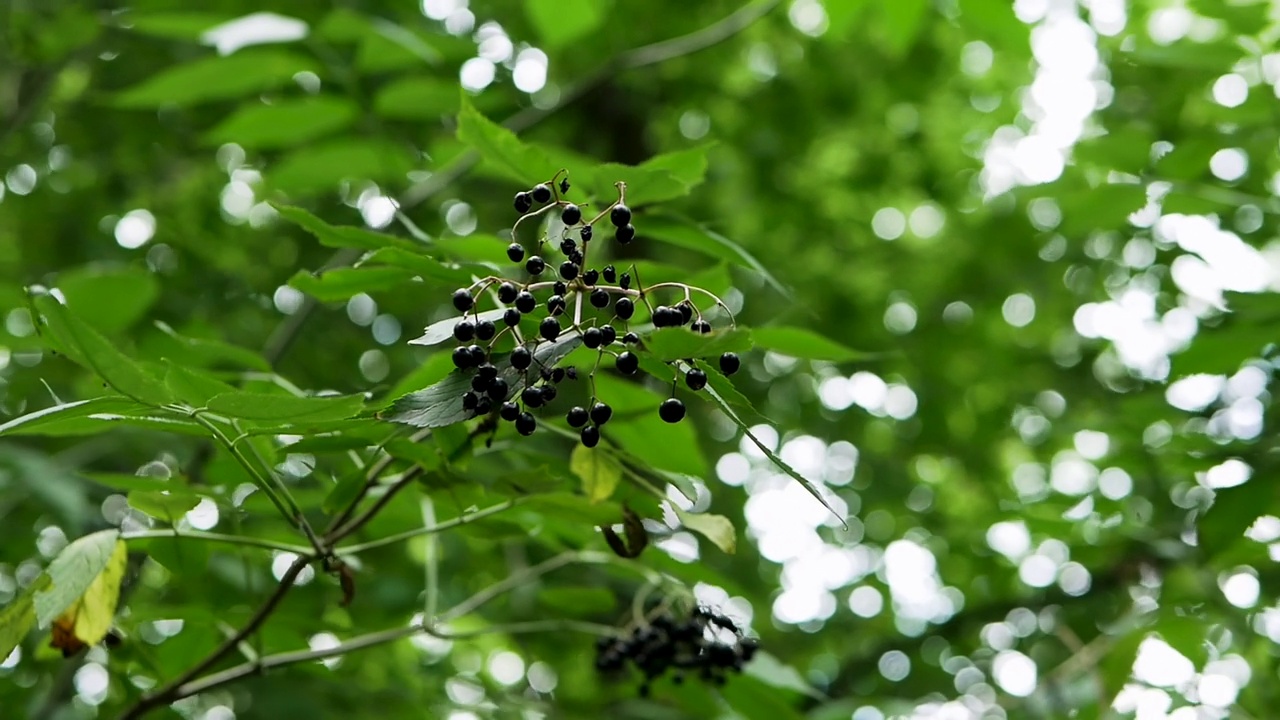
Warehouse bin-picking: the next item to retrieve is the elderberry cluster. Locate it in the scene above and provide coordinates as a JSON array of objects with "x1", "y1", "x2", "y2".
[
  {"x1": 443, "y1": 172, "x2": 742, "y2": 446},
  {"x1": 594, "y1": 606, "x2": 759, "y2": 697}
]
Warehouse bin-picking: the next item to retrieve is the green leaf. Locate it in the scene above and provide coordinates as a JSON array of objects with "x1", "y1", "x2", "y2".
[
  {"x1": 288, "y1": 267, "x2": 418, "y2": 302},
  {"x1": 384, "y1": 438, "x2": 445, "y2": 470},
  {"x1": 643, "y1": 327, "x2": 752, "y2": 362},
  {"x1": 571, "y1": 445, "x2": 623, "y2": 503},
  {"x1": 526, "y1": 0, "x2": 604, "y2": 48},
  {"x1": 380, "y1": 351, "x2": 456, "y2": 408},
  {"x1": 33, "y1": 530, "x2": 121, "y2": 628},
  {"x1": 457, "y1": 93, "x2": 553, "y2": 185},
  {"x1": 273, "y1": 205, "x2": 420, "y2": 252},
  {"x1": 323, "y1": 470, "x2": 368, "y2": 516},
  {"x1": 675, "y1": 509, "x2": 736, "y2": 554},
  {"x1": 642, "y1": 216, "x2": 789, "y2": 297},
  {"x1": 164, "y1": 362, "x2": 237, "y2": 406},
  {"x1": 374, "y1": 77, "x2": 461, "y2": 120},
  {"x1": 355, "y1": 24, "x2": 441, "y2": 73},
  {"x1": 153, "y1": 322, "x2": 272, "y2": 371},
  {"x1": 0, "y1": 397, "x2": 155, "y2": 437},
  {"x1": 525, "y1": 493, "x2": 622, "y2": 526},
  {"x1": 51, "y1": 539, "x2": 128, "y2": 649},
  {"x1": 640, "y1": 145, "x2": 713, "y2": 191},
  {"x1": 361, "y1": 247, "x2": 472, "y2": 284},
  {"x1": 123, "y1": 12, "x2": 235, "y2": 40},
  {"x1": 823, "y1": 0, "x2": 872, "y2": 38},
  {"x1": 128, "y1": 490, "x2": 202, "y2": 522},
  {"x1": 537, "y1": 587, "x2": 616, "y2": 614},
  {"x1": 0, "y1": 445, "x2": 93, "y2": 527},
  {"x1": 881, "y1": 0, "x2": 930, "y2": 55},
  {"x1": 1156, "y1": 614, "x2": 1209, "y2": 666},
  {"x1": 691, "y1": 359, "x2": 765, "y2": 422},
  {"x1": 590, "y1": 164, "x2": 686, "y2": 208},
  {"x1": 114, "y1": 49, "x2": 320, "y2": 107},
  {"x1": 387, "y1": 335, "x2": 583, "y2": 428},
  {"x1": 205, "y1": 392, "x2": 365, "y2": 423},
  {"x1": 267, "y1": 139, "x2": 415, "y2": 195},
  {"x1": 1200, "y1": 481, "x2": 1274, "y2": 559},
  {"x1": 81, "y1": 472, "x2": 177, "y2": 493},
  {"x1": 0, "y1": 575, "x2": 50, "y2": 663},
  {"x1": 57, "y1": 265, "x2": 160, "y2": 334},
  {"x1": 408, "y1": 309, "x2": 509, "y2": 347},
  {"x1": 33, "y1": 295, "x2": 173, "y2": 406},
  {"x1": 751, "y1": 326, "x2": 866, "y2": 362},
  {"x1": 608, "y1": 412, "x2": 708, "y2": 477},
  {"x1": 743, "y1": 651, "x2": 827, "y2": 700},
  {"x1": 204, "y1": 96, "x2": 358, "y2": 149}
]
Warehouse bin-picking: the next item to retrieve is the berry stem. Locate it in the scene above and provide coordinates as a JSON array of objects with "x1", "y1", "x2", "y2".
[
  {"x1": 512, "y1": 202, "x2": 560, "y2": 235},
  {"x1": 572, "y1": 286, "x2": 584, "y2": 327},
  {"x1": 645, "y1": 282, "x2": 737, "y2": 327},
  {"x1": 586, "y1": 181, "x2": 629, "y2": 226}
]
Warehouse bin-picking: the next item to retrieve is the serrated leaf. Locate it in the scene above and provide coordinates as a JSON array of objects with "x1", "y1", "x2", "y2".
[
  {"x1": 691, "y1": 359, "x2": 765, "y2": 422},
  {"x1": 288, "y1": 267, "x2": 418, "y2": 302},
  {"x1": 205, "y1": 391, "x2": 365, "y2": 423},
  {"x1": 49, "y1": 539, "x2": 128, "y2": 654},
  {"x1": 590, "y1": 164, "x2": 685, "y2": 207},
  {"x1": 128, "y1": 491, "x2": 202, "y2": 522},
  {"x1": 0, "y1": 397, "x2": 154, "y2": 437},
  {"x1": 114, "y1": 49, "x2": 319, "y2": 107},
  {"x1": 641, "y1": 145, "x2": 712, "y2": 190},
  {"x1": 571, "y1": 445, "x2": 622, "y2": 503},
  {"x1": 751, "y1": 326, "x2": 867, "y2": 362},
  {"x1": 643, "y1": 327, "x2": 752, "y2": 362},
  {"x1": 642, "y1": 216, "x2": 789, "y2": 297},
  {"x1": 408, "y1": 308, "x2": 509, "y2": 346},
  {"x1": 457, "y1": 93, "x2": 554, "y2": 185},
  {"x1": 153, "y1": 322, "x2": 271, "y2": 371},
  {"x1": 34, "y1": 530, "x2": 122, "y2": 628},
  {"x1": 164, "y1": 362, "x2": 237, "y2": 406},
  {"x1": 33, "y1": 295, "x2": 173, "y2": 406},
  {"x1": 273, "y1": 204, "x2": 420, "y2": 252},
  {"x1": 361, "y1": 247, "x2": 471, "y2": 284},
  {"x1": 204, "y1": 96, "x2": 358, "y2": 149},
  {"x1": 57, "y1": 265, "x2": 160, "y2": 334},
  {"x1": 675, "y1": 508, "x2": 736, "y2": 554},
  {"x1": 0, "y1": 574, "x2": 50, "y2": 662},
  {"x1": 386, "y1": 335, "x2": 583, "y2": 427}
]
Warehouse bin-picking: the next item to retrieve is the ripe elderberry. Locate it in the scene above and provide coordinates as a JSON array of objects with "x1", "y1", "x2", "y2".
[
  {"x1": 580, "y1": 225, "x2": 593, "y2": 242},
  {"x1": 686, "y1": 369, "x2": 708, "y2": 391},
  {"x1": 616, "y1": 224, "x2": 636, "y2": 244},
  {"x1": 476, "y1": 320, "x2": 496, "y2": 341},
  {"x1": 452, "y1": 346, "x2": 472, "y2": 369},
  {"x1": 610, "y1": 204, "x2": 632, "y2": 227},
  {"x1": 677, "y1": 304, "x2": 694, "y2": 325},
  {"x1": 453, "y1": 320, "x2": 475, "y2": 342},
  {"x1": 515, "y1": 412, "x2": 537, "y2": 436},
  {"x1": 691, "y1": 320, "x2": 712, "y2": 334},
  {"x1": 580, "y1": 425, "x2": 601, "y2": 448},
  {"x1": 462, "y1": 391, "x2": 479, "y2": 410},
  {"x1": 583, "y1": 327, "x2": 603, "y2": 349},
  {"x1": 559, "y1": 238, "x2": 577, "y2": 255},
  {"x1": 566, "y1": 406, "x2": 589, "y2": 428},
  {"x1": 497, "y1": 282, "x2": 518, "y2": 303},
  {"x1": 540, "y1": 316, "x2": 560, "y2": 341},
  {"x1": 507, "y1": 243, "x2": 525, "y2": 263},
  {"x1": 531, "y1": 184, "x2": 552, "y2": 203},
  {"x1": 652, "y1": 306, "x2": 677, "y2": 327},
  {"x1": 525, "y1": 256, "x2": 546, "y2": 276},
  {"x1": 522, "y1": 386, "x2": 545, "y2": 408},
  {"x1": 559, "y1": 177, "x2": 571, "y2": 194},
  {"x1": 559, "y1": 261, "x2": 579, "y2": 281},
  {"x1": 515, "y1": 291, "x2": 537, "y2": 313},
  {"x1": 561, "y1": 204, "x2": 582, "y2": 226},
  {"x1": 602, "y1": 265, "x2": 616, "y2": 283},
  {"x1": 659, "y1": 398, "x2": 686, "y2": 423},
  {"x1": 514, "y1": 192, "x2": 533, "y2": 213},
  {"x1": 452, "y1": 289, "x2": 474, "y2": 312},
  {"x1": 620, "y1": 273, "x2": 632, "y2": 290},
  {"x1": 615, "y1": 297, "x2": 635, "y2": 320},
  {"x1": 467, "y1": 344, "x2": 485, "y2": 365},
  {"x1": 623, "y1": 332, "x2": 639, "y2": 344},
  {"x1": 487, "y1": 378, "x2": 510, "y2": 400},
  {"x1": 500, "y1": 401, "x2": 520, "y2": 421},
  {"x1": 511, "y1": 346, "x2": 532, "y2": 370},
  {"x1": 547, "y1": 295, "x2": 567, "y2": 316},
  {"x1": 553, "y1": 281, "x2": 568, "y2": 295},
  {"x1": 719, "y1": 352, "x2": 740, "y2": 376},
  {"x1": 590, "y1": 402, "x2": 613, "y2": 425},
  {"x1": 590, "y1": 288, "x2": 610, "y2": 308},
  {"x1": 539, "y1": 384, "x2": 558, "y2": 403},
  {"x1": 503, "y1": 308, "x2": 521, "y2": 327},
  {"x1": 475, "y1": 397, "x2": 493, "y2": 415},
  {"x1": 600, "y1": 326, "x2": 617, "y2": 345},
  {"x1": 582, "y1": 268, "x2": 599, "y2": 285},
  {"x1": 616, "y1": 352, "x2": 639, "y2": 375}
]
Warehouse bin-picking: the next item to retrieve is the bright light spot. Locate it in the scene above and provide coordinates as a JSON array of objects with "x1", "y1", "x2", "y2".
[
  {"x1": 992, "y1": 650, "x2": 1037, "y2": 697},
  {"x1": 1210, "y1": 148, "x2": 1248, "y2": 182},
  {"x1": 460, "y1": 57, "x2": 495, "y2": 91},
  {"x1": 444, "y1": 9, "x2": 474, "y2": 34},
  {"x1": 446, "y1": 676, "x2": 484, "y2": 705},
  {"x1": 308, "y1": 632, "x2": 342, "y2": 668},
  {"x1": 987, "y1": 520, "x2": 1031, "y2": 559},
  {"x1": 477, "y1": 26, "x2": 513, "y2": 63},
  {"x1": 201, "y1": 13, "x2": 308, "y2": 56},
  {"x1": 1246, "y1": 515, "x2": 1280, "y2": 542},
  {"x1": 347, "y1": 293, "x2": 378, "y2": 326},
  {"x1": 878, "y1": 650, "x2": 910, "y2": 681},
  {"x1": 1018, "y1": 554, "x2": 1057, "y2": 588},
  {"x1": 1051, "y1": 454, "x2": 1097, "y2": 495},
  {"x1": 422, "y1": 0, "x2": 464, "y2": 21},
  {"x1": 883, "y1": 384, "x2": 918, "y2": 420},
  {"x1": 884, "y1": 302, "x2": 917, "y2": 334},
  {"x1": 1221, "y1": 571, "x2": 1259, "y2": 608},
  {"x1": 527, "y1": 661, "x2": 557, "y2": 693},
  {"x1": 961, "y1": 41, "x2": 993, "y2": 76},
  {"x1": 359, "y1": 349, "x2": 390, "y2": 382},
  {"x1": 849, "y1": 372, "x2": 888, "y2": 412},
  {"x1": 359, "y1": 193, "x2": 397, "y2": 229},
  {"x1": 1166, "y1": 374, "x2": 1224, "y2": 412},
  {"x1": 1198, "y1": 673, "x2": 1239, "y2": 707},
  {"x1": 273, "y1": 285, "x2": 304, "y2": 315},
  {"x1": 444, "y1": 201, "x2": 477, "y2": 235},
  {"x1": 36, "y1": 526, "x2": 67, "y2": 558},
  {"x1": 715, "y1": 453, "x2": 751, "y2": 486},
  {"x1": 1, "y1": 647, "x2": 19, "y2": 669},
  {"x1": 1213, "y1": 74, "x2": 1248, "y2": 108},
  {"x1": 6, "y1": 164, "x2": 37, "y2": 195},
  {"x1": 513, "y1": 48, "x2": 548, "y2": 94},
  {"x1": 909, "y1": 204, "x2": 944, "y2": 238},
  {"x1": 488, "y1": 650, "x2": 525, "y2": 685},
  {"x1": 1073, "y1": 430, "x2": 1109, "y2": 460},
  {"x1": 372, "y1": 314, "x2": 402, "y2": 345},
  {"x1": 1002, "y1": 293, "x2": 1036, "y2": 327},
  {"x1": 848, "y1": 586, "x2": 883, "y2": 618},
  {"x1": 788, "y1": 0, "x2": 828, "y2": 37},
  {"x1": 1133, "y1": 637, "x2": 1194, "y2": 687},
  {"x1": 656, "y1": 531, "x2": 699, "y2": 563},
  {"x1": 679, "y1": 110, "x2": 710, "y2": 140},
  {"x1": 185, "y1": 498, "x2": 220, "y2": 530},
  {"x1": 115, "y1": 209, "x2": 156, "y2": 249},
  {"x1": 271, "y1": 553, "x2": 314, "y2": 585},
  {"x1": 1205, "y1": 459, "x2": 1251, "y2": 489},
  {"x1": 1014, "y1": 0, "x2": 1049, "y2": 23},
  {"x1": 1058, "y1": 562, "x2": 1091, "y2": 595},
  {"x1": 74, "y1": 663, "x2": 110, "y2": 705},
  {"x1": 1098, "y1": 467, "x2": 1133, "y2": 500},
  {"x1": 871, "y1": 207, "x2": 906, "y2": 240}
]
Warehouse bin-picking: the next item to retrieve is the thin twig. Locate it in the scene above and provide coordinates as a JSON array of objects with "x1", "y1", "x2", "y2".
[
  {"x1": 324, "y1": 426, "x2": 430, "y2": 535},
  {"x1": 121, "y1": 529, "x2": 312, "y2": 555},
  {"x1": 437, "y1": 551, "x2": 595, "y2": 623},
  {"x1": 336, "y1": 497, "x2": 525, "y2": 555}
]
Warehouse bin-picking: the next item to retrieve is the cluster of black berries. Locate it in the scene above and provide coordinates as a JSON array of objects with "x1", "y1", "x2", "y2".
[
  {"x1": 443, "y1": 172, "x2": 743, "y2": 446},
  {"x1": 595, "y1": 607, "x2": 758, "y2": 697}
]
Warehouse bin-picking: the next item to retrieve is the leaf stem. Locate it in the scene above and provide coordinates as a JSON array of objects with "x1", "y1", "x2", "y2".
[{"x1": 121, "y1": 530, "x2": 312, "y2": 555}]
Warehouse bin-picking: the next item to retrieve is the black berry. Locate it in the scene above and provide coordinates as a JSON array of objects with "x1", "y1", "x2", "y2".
[
  {"x1": 567, "y1": 406, "x2": 589, "y2": 427},
  {"x1": 623, "y1": 332, "x2": 639, "y2": 344},
  {"x1": 475, "y1": 397, "x2": 493, "y2": 415},
  {"x1": 659, "y1": 398, "x2": 686, "y2": 423},
  {"x1": 539, "y1": 384, "x2": 557, "y2": 403},
  {"x1": 515, "y1": 291, "x2": 537, "y2": 313},
  {"x1": 507, "y1": 243, "x2": 526, "y2": 263},
  {"x1": 719, "y1": 352, "x2": 740, "y2": 375},
  {"x1": 453, "y1": 320, "x2": 475, "y2": 342},
  {"x1": 561, "y1": 204, "x2": 582, "y2": 225},
  {"x1": 590, "y1": 288, "x2": 610, "y2": 308},
  {"x1": 511, "y1": 346, "x2": 532, "y2": 370},
  {"x1": 498, "y1": 282, "x2": 518, "y2": 303},
  {"x1": 580, "y1": 225, "x2": 593, "y2": 242},
  {"x1": 686, "y1": 369, "x2": 707, "y2": 391},
  {"x1": 514, "y1": 192, "x2": 533, "y2": 213},
  {"x1": 551, "y1": 367, "x2": 566, "y2": 383},
  {"x1": 582, "y1": 269, "x2": 599, "y2": 285},
  {"x1": 653, "y1": 306, "x2": 676, "y2": 327},
  {"x1": 691, "y1": 320, "x2": 712, "y2": 334},
  {"x1": 566, "y1": 367, "x2": 579, "y2": 380},
  {"x1": 677, "y1": 304, "x2": 694, "y2": 325},
  {"x1": 616, "y1": 352, "x2": 638, "y2": 374},
  {"x1": 583, "y1": 327, "x2": 603, "y2": 349},
  {"x1": 559, "y1": 177, "x2": 571, "y2": 194},
  {"x1": 515, "y1": 412, "x2": 537, "y2": 435},
  {"x1": 452, "y1": 346, "x2": 471, "y2": 369},
  {"x1": 471, "y1": 375, "x2": 491, "y2": 394},
  {"x1": 580, "y1": 425, "x2": 600, "y2": 448},
  {"x1": 500, "y1": 401, "x2": 520, "y2": 421},
  {"x1": 615, "y1": 297, "x2": 635, "y2": 320},
  {"x1": 467, "y1": 344, "x2": 486, "y2": 365},
  {"x1": 504, "y1": 308, "x2": 522, "y2": 327},
  {"x1": 531, "y1": 184, "x2": 552, "y2": 203},
  {"x1": 559, "y1": 261, "x2": 579, "y2": 281},
  {"x1": 600, "y1": 326, "x2": 617, "y2": 345},
  {"x1": 487, "y1": 378, "x2": 510, "y2": 400},
  {"x1": 540, "y1": 316, "x2": 560, "y2": 341},
  {"x1": 478, "y1": 363, "x2": 498, "y2": 379},
  {"x1": 619, "y1": 273, "x2": 632, "y2": 290},
  {"x1": 522, "y1": 386, "x2": 545, "y2": 408},
  {"x1": 569, "y1": 250, "x2": 584, "y2": 265},
  {"x1": 476, "y1": 320, "x2": 496, "y2": 341},
  {"x1": 590, "y1": 402, "x2": 613, "y2": 425},
  {"x1": 547, "y1": 295, "x2": 567, "y2": 316},
  {"x1": 610, "y1": 204, "x2": 632, "y2": 227},
  {"x1": 560, "y1": 238, "x2": 577, "y2": 255},
  {"x1": 602, "y1": 265, "x2": 616, "y2": 283},
  {"x1": 462, "y1": 391, "x2": 479, "y2": 410},
  {"x1": 553, "y1": 281, "x2": 568, "y2": 295},
  {"x1": 452, "y1": 289, "x2": 474, "y2": 311},
  {"x1": 526, "y1": 256, "x2": 546, "y2": 275},
  {"x1": 616, "y1": 224, "x2": 636, "y2": 244}
]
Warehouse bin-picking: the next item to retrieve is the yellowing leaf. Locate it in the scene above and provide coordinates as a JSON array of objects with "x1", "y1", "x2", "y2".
[
  {"x1": 0, "y1": 575, "x2": 50, "y2": 662},
  {"x1": 570, "y1": 445, "x2": 622, "y2": 503},
  {"x1": 676, "y1": 509, "x2": 737, "y2": 554},
  {"x1": 34, "y1": 529, "x2": 122, "y2": 627},
  {"x1": 49, "y1": 539, "x2": 127, "y2": 654}
]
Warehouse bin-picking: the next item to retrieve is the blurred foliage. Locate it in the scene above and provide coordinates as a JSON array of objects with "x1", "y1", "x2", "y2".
[{"x1": 3, "y1": 0, "x2": 1280, "y2": 718}]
